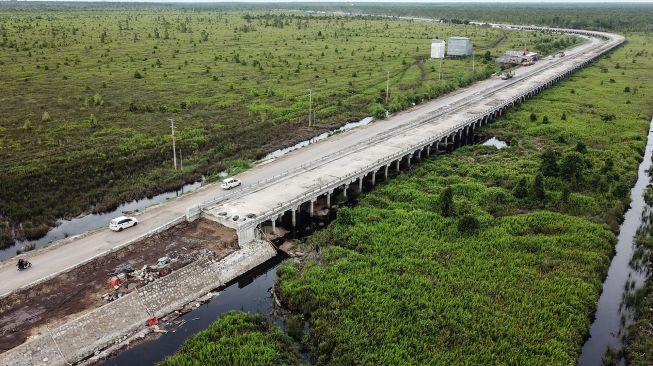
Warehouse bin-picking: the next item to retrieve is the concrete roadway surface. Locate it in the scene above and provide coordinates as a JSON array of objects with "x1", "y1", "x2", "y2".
[{"x1": 0, "y1": 31, "x2": 606, "y2": 297}]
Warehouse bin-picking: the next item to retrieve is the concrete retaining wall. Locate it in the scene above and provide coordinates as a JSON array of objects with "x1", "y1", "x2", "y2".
[{"x1": 0, "y1": 240, "x2": 277, "y2": 366}]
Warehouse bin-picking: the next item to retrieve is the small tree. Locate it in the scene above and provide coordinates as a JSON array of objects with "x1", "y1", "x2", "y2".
[
  {"x1": 458, "y1": 215, "x2": 480, "y2": 235},
  {"x1": 532, "y1": 173, "x2": 545, "y2": 202},
  {"x1": 561, "y1": 112, "x2": 567, "y2": 121},
  {"x1": 483, "y1": 50, "x2": 492, "y2": 62},
  {"x1": 440, "y1": 187, "x2": 455, "y2": 217},
  {"x1": 134, "y1": 70, "x2": 143, "y2": 79},
  {"x1": 41, "y1": 111, "x2": 50, "y2": 122},
  {"x1": 559, "y1": 151, "x2": 586, "y2": 184},
  {"x1": 560, "y1": 186, "x2": 571, "y2": 210},
  {"x1": 624, "y1": 86, "x2": 631, "y2": 93},
  {"x1": 542, "y1": 115, "x2": 549, "y2": 124},
  {"x1": 89, "y1": 114, "x2": 98, "y2": 127},
  {"x1": 540, "y1": 149, "x2": 559, "y2": 176},
  {"x1": 513, "y1": 177, "x2": 528, "y2": 198},
  {"x1": 530, "y1": 112, "x2": 537, "y2": 122}
]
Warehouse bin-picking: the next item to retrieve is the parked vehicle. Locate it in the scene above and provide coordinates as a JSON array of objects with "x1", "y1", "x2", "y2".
[
  {"x1": 109, "y1": 216, "x2": 138, "y2": 232},
  {"x1": 17, "y1": 259, "x2": 31, "y2": 271},
  {"x1": 221, "y1": 178, "x2": 242, "y2": 190},
  {"x1": 500, "y1": 71, "x2": 514, "y2": 80}
]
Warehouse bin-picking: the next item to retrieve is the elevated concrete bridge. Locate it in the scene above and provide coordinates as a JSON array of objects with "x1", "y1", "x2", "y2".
[
  {"x1": 0, "y1": 24, "x2": 622, "y2": 301},
  {"x1": 197, "y1": 26, "x2": 624, "y2": 243}
]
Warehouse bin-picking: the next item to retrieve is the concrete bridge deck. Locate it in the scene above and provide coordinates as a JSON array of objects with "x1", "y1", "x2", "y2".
[
  {"x1": 201, "y1": 27, "x2": 624, "y2": 242},
  {"x1": 0, "y1": 25, "x2": 622, "y2": 299}
]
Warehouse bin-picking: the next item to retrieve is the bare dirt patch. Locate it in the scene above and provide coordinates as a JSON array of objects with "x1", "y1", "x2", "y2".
[{"x1": 0, "y1": 219, "x2": 237, "y2": 353}]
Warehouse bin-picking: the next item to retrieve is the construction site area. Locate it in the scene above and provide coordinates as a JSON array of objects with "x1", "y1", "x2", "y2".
[{"x1": 0, "y1": 219, "x2": 238, "y2": 353}]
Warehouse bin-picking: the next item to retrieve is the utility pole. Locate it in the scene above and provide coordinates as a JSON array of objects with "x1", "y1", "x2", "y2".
[
  {"x1": 472, "y1": 52, "x2": 476, "y2": 73},
  {"x1": 385, "y1": 70, "x2": 390, "y2": 104},
  {"x1": 179, "y1": 149, "x2": 183, "y2": 170},
  {"x1": 169, "y1": 118, "x2": 177, "y2": 170},
  {"x1": 308, "y1": 86, "x2": 312, "y2": 127},
  {"x1": 439, "y1": 57, "x2": 443, "y2": 80}
]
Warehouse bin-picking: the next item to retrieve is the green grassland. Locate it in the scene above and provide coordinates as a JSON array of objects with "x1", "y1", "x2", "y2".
[
  {"x1": 159, "y1": 311, "x2": 301, "y2": 366},
  {"x1": 278, "y1": 33, "x2": 653, "y2": 365},
  {"x1": 0, "y1": 7, "x2": 578, "y2": 247}
]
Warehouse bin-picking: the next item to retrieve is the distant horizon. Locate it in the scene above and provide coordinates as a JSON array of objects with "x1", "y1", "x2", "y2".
[{"x1": 3, "y1": 0, "x2": 653, "y2": 4}]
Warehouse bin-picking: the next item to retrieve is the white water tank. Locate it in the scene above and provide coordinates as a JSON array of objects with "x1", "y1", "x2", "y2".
[
  {"x1": 430, "y1": 39, "x2": 445, "y2": 59},
  {"x1": 447, "y1": 36, "x2": 473, "y2": 56}
]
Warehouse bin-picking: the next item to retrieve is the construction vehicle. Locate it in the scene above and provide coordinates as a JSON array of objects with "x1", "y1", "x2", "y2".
[{"x1": 500, "y1": 71, "x2": 514, "y2": 80}]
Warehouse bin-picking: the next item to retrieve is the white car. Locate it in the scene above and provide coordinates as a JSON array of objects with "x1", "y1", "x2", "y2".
[
  {"x1": 221, "y1": 178, "x2": 241, "y2": 190},
  {"x1": 109, "y1": 216, "x2": 138, "y2": 232}
]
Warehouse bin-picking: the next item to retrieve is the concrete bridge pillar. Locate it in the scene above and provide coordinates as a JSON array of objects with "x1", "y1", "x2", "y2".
[
  {"x1": 417, "y1": 149, "x2": 422, "y2": 160},
  {"x1": 327, "y1": 191, "x2": 332, "y2": 208},
  {"x1": 358, "y1": 177, "x2": 363, "y2": 192},
  {"x1": 407, "y1": 155, "x2": 412, "y2": 168},
  {"x1": 237, "y1": 227, "x2": 256, "y2": 244},
  {"x1": 343, "y1": 184, "x2": 348, "y2": 198},
  {"x1": 384, "y1": 165, "x2": 389, "y2": 180},
  {"x1": 426, "y1": 145, "x2": 430, "y2": 157},
  {"x1": 371, "y1": 171, "x2": 376, "y2": 185},
  {"x1": 291, "y1": 209, "x2": 297, "y2": 227},
  {"x1": 309, "y1": 200, "x2": 314, "y2": 217},
  {"x1": 272, "y1": 218, "x2": 276, "y2": 233},
  {"x1": 396, "y1": 159, "x2": 401, "y2": 172},
  {"x1": 435, "y1": 141, "x2": 440, "y2": 153}
]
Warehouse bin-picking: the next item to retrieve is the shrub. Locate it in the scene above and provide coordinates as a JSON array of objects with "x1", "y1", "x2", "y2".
[
  {"x1": 41, "y1": 111, "x2": 50, "y2": 122},
  {"x1": 532, "y1": 173, "x2": 545, "y2": 202},
  {"x1": 133, "y1": 70, "x2": 143, "y2": 79},
  {"x1": 458, "y1": 215, "x2": 480, "y2": 235},
  {"x1": 513, "y1": 177, "x2": 528, "y2": 198},
  {"x1": 540, "y1": 149, "x2": 559, "y2": 176},
  {"x1": 530, "y1": 112, "x2": 537, "y2": 122},
  {"x1": 559, "y1": 152, "x2": 587, "y2": 184},
  {"x1": 440, "y1": 187, "x2": 455, "y2": 217},
  {"x1": 368, "y1": 103, "x2": 386, "y2": 120},
  {"x1": 93, "y1": 93, "x2": 104, "y2": 106}
]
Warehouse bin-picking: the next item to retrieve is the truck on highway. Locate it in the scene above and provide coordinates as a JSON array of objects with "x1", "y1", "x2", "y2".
[{"x1": 500, "y1": 71, "x2": 514, "y2": 80}]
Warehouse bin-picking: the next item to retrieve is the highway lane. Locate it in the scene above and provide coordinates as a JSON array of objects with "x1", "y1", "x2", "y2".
[{"x1": 0, "y1": 27, "x2": 616, "y2": 297}]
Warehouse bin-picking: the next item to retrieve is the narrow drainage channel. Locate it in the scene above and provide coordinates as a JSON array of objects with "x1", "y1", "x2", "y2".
[
  {"x1": 0, "y1": 179, "x2": 204, "y2": 261},
  {"x1": 578, "y1": 117, "x2": 653, "y2": 365},
  {"x1": 3, "y1": 117, "x2": 376, "y2": 262},
  {"x1": 98, "y1": 254, "x2": 286, "y2": 366},
  {"x1": 92, "y1": 130, "x2": 508, "y2": 365}
]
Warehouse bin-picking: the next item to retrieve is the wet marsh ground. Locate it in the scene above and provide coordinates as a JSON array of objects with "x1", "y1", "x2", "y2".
[{"x1": 0, "y1": 5, "x2": 578, "y2": 248}]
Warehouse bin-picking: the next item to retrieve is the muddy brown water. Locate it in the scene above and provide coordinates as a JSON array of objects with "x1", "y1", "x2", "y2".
[{"x1": 97, "y1": 255, "x2": 286, "y2": 366}]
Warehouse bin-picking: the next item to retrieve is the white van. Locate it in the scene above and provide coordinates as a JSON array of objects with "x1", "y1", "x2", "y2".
[
  {"x1": 109, "y1": 216, "x2": 138, "y2": 232},
  {"x1": 221, "y1": 178, "x2": 241, "y2": 190}
]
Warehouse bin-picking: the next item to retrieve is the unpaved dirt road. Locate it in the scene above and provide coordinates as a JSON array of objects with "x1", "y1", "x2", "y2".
[{"x1": 0, "y1": 219, "x2": 236, "y2": 352}]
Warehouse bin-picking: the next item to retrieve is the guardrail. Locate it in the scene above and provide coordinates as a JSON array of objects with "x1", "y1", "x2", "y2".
[
  {"x1": 236, "y1": 31, "x2": 623, "y2": 230},
  {"x1": 192, "y1": 24, "x2": 623, "y2": 231}
]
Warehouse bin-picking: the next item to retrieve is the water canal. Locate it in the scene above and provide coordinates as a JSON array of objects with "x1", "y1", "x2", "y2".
[{"x1": 578, "y1": 118, "x2": 653, "y2": 365}]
